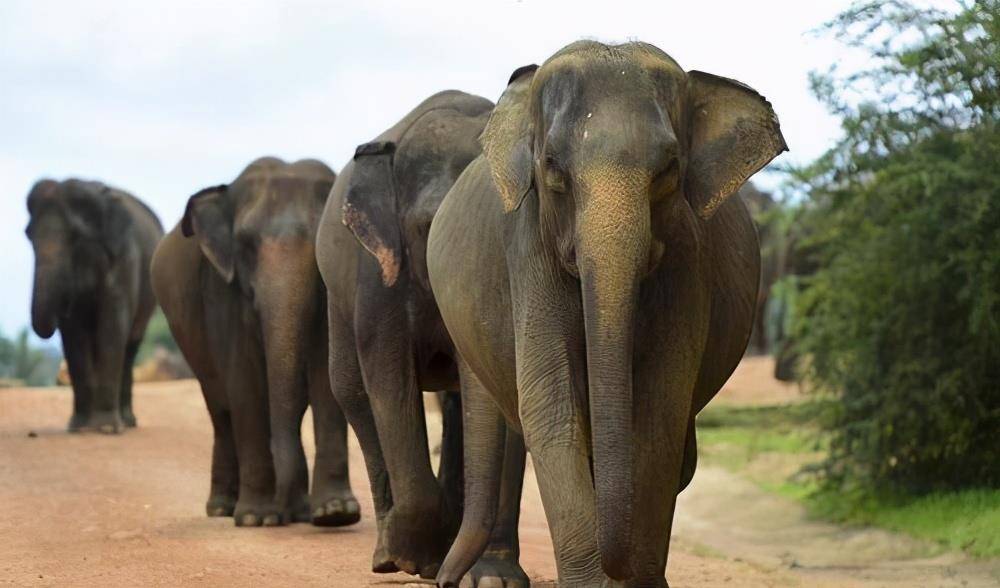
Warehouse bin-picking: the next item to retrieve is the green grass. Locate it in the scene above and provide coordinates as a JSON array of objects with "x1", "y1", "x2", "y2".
[
  {"x1": 696, "y1": 400, "x2": 1000, "y2": 558},
  {"x1": 807, "y1": 487, "x2": 1000, "y2": 558},
  {"x1": 695, "y1": 401, "x2": 829, "y2": 471}
]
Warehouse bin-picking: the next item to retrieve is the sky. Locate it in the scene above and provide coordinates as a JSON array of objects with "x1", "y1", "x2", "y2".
[{"x1": 0, "y1": 0, "x2": 866, "y2": 339}]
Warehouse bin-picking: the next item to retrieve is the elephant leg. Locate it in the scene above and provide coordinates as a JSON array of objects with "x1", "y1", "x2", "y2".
[
  {"x1": 678, "y1": 420, "x2": 697, "y2": 493},
  {"x1": 356, "y1": 295, "x2": 450, "y2": 578},
  {"x1": 203, "y1": 378, "x2": 239, "y2": 517},
  {"x1": 60, "y1": 323, "x2": 94, "y2": 432},
  {"x1": 89, "y1": 300, "x2": 130, "y2": 434},
  {"x1": 437, "y1": 360, "x2": 508, "y2": 588},
  {"x1": 119, "y1": 340, "x2": 140, "y2": 428},
  {"x1": 328, "y1": 302, "x2": 395, "y2": 571},
  {"x1": 437, "y1": 390, "x2": 464, "y2": 519},
  {"x1": 308, "y1": 330, "x2": 360, "y2": 527},
  {"x1": 228, "y1": 360, "x2": 279, "y2": 527},
  {"x1": 465, "y1": 428, "x2": 530, "y2": 588},
  {"x1": 526, "y1": 406, "x2": 608, "y2": 586},
  {"x1": 628, "y1": 281, "x2": 706, "y2": 586},
  {"x1": 268, "y1": 379, "x2": 310, "y2": 525}
]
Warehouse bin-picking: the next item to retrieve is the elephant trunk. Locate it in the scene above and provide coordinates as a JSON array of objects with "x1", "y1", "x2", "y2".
[
  {"x1": 576, "y1": 178, "x2": 651, "y2": 581},
  {"x1": 257, "y1": 240, "x2": 317, "y2": 406},
  {"x1": 31, "y1": 258, "x2": 66, "y2": 339},
  {"x1": 256, "y1": 238, "x2": 318, "y2": 510}
]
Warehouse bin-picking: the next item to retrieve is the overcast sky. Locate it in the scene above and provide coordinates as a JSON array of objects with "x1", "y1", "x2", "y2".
[{"x1": 1, "y1": 0, "x2": 868, "y2": 338}]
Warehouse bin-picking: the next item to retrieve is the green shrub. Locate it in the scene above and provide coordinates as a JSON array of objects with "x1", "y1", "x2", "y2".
[{"x1": 792, "y1": 1, "x2": 1000, "y2": 492}]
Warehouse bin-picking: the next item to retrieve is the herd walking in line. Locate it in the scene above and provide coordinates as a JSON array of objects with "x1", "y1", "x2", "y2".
[{"x1": 25, "y1": 40, "x2": 786, "y2": 587}]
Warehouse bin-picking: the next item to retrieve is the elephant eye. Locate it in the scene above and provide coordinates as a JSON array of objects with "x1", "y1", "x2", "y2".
[
  {"x1": 651, "y1": 158, "x2": 680, "y2": 198},
  {"x1": 238, "y1": 233, "x2": 258, "y2": 254},
  {"x1": 544, "y1": 155, "x2": 569, "y2": 194}
]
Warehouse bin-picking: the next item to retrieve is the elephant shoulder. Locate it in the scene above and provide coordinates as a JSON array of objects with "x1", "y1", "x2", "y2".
[{"x1": 151, "y1": 225, "x2": 202, "y2": 302}]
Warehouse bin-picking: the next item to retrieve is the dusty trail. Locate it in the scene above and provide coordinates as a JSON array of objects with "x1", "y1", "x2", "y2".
[{"x1": 1, "y1": 360, "x2": 995, "y2": 586}]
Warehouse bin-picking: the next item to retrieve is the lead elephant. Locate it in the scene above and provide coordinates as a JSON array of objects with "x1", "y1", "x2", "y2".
[
  {"x1": 151, "y1": 157, "x2": 359, "y2": 527},
  {"x1": 315, "y1": 91, "x2": 528, "y2": 584},
  {"x1": 429, "y1": 41, "x2": 787, "y2": 586},
  {"x1": 26, "y1": 179, "x2": 163, "y2": 433}
]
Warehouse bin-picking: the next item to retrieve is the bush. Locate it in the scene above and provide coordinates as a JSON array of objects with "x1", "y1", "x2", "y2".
[{"x1": 792, "y1": 0, "x2": 1000, "y2": 492}]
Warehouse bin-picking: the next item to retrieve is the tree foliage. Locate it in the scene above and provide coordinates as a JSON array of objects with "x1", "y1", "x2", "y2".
[
  {"x1": 0, "y1": 328, "x2": 60, "y2": 386},
  {"x1": 794, "y1": 0, "x2": 1000, "y2": 491}
]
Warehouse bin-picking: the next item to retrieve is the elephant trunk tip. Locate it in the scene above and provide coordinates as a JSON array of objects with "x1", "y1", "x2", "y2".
[
  {"x1": 596, "y1": 473, "x2": 635, "y2": 581},
  {"x1": 31, "y1": 316, "x2": 56, "y2": 340},
  {"x1": 31, "y1": 297, "x2": 59, "y2": 339}
]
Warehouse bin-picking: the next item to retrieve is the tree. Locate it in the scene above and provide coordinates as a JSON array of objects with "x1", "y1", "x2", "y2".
[{"x1": 793, "y1": 0, "x2": 1000, "y2": 491}]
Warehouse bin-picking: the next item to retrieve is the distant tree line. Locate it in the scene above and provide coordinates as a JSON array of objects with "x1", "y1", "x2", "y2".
[
  {"x1": 0, "y1": 328, "x2": 61, "y2": 387},
  {"x1": 778, "y1": 0, "x2": 999, "y2": 492}
]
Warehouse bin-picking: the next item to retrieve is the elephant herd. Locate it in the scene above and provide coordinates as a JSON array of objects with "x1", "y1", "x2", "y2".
[{"x1": 25, "y1": 40, "x2": 786, "y2": 587}]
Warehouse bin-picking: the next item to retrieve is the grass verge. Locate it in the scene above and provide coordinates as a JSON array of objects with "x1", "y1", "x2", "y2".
[{"x1": 696, "y1": 400, "x2": 1000, "y2": 557}]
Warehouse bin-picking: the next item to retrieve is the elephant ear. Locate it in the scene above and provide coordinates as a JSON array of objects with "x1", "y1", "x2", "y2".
[
  {"x1": 101, "y1": 190, "x2": 134, "y2": 260},
  {"x1": 480, "y1": 64, "x2": 538, "y2": 213},
  {"x1": 61, "y1": 180, "x2": 133, "y2": 259},
  {"x1": 182, "y1": 184, "x2": 235, "y2": 283},
  {"x1": 342, "y1": 141, "x2": 403, "y2": 287},
  {"x1": 685, "y1": 71, "x2": 788, "y2": 219},
  {"x1": 26, "y1": 179, "x2": 59, "y2": 215}
]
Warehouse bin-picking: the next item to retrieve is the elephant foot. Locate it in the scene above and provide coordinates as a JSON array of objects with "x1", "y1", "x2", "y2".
[
  {"x1": 456, "y1": 551, "x2": 529, "y2": 588},
  {"x1": 233, "y1": 500, "x2": 283, "y2": 527},
  {"x1": 371, "y1": 521, "x2": 400, "y2": 573},
  {"x1": 70, "y1": 411, "x2": 124, "y2": 434},
  {"x1": 285, "y1": 493, "x2": 312, "y2": 524},
  {"x1": 67, "y1": 412, "x2": 88, "y2": 433},
  {"x1": 206, "y1": 494, "x2": 237, "y2": 517},
  {"x1": 311, "y1": 489, "x2": 361, "y2": 527},
  {"x1": 378, "y1": 501, "x2": 454, "y2": 579},
  {"x1": 121, "y1": 409, "x2": 137, "y2": 428}
]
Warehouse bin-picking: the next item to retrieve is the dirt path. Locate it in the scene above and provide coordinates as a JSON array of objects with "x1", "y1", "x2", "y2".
[{"x1": 1, "y1": 362, "x2": 995, "y2": 587}]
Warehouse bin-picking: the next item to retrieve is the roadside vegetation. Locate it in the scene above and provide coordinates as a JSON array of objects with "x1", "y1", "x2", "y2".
[
  {"x1": 136, "y1": 308, "x2": 179, "y2": 363},
  {"x1": 703, "y1": 0, "x2": 1000, "y2": 558},
  {"x1": 0, "y1": 328, "x2": 60, "y2": 386},
  {"x1": 697, "y1": 401, "x2": 1000, "y2": 558}
]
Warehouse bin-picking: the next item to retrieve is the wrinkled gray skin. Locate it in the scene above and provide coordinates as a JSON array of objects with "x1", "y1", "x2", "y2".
[
  {"x1": 429, "y1": 41, "x2": 787, "y2": 587},
  {"x1": 26, "y1": 179, "x2": 163, "y2": 433},
  {"x1": 151, "y1": 158, "x2": 359, "y2": 527},
  {"x1": 316, "y1": 91, "x2": 528, "y2": 584}
]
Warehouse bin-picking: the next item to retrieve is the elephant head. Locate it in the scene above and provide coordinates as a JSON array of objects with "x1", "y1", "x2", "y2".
[
  {"x1": 480, "y1": 42, "x2": 787, "y2": 579},
  {"x1": 341, "y1": 97, "x2": 490, "y2": 292},
  {"x1": 25, "y1": 179, "x2": 133, "y2": 339},
  {"x1": 181, "y1": 158, "x2": 334, "y2": 404}
]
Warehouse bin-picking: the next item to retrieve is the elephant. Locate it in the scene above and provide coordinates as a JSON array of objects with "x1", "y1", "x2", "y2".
[
  {"x1": 428, "y1": 41, "x2": 787, "y2": 586},
  {"x1": 740, "y1": 183, "x2": 779, "y2": 355},
  {"x1": 26, "y1": 178, "x2": 163, "y2": 433},
  {"x1": 315, "y1": 90, "x2": 529, "y2": 584},
  {"x1": 150, "y1": 157, "x2": 359, "y2": 527}
]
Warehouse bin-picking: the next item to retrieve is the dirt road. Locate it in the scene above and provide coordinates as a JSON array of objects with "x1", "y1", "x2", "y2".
[{"x1": 1, "y1": 359, "x2": 996, "y2": 587}]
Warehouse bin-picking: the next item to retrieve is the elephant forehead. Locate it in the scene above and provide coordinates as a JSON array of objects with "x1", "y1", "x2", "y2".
[
  {"x1": 537, "y1": 42, "x2": 683, "y2": 93},
  {"x1": 257, "y1": 235, "x2": 314, "y2": 265}
]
